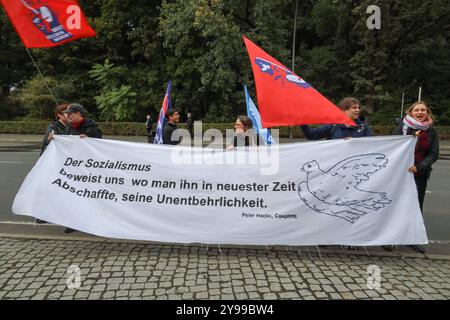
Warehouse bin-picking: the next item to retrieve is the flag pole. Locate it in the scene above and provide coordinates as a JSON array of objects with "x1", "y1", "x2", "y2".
[
  {"x1": 24, "y1": 47, "x2": 59, "y2": 106},
  {"x1": 400, "y1": 92, "x2": 404, "y2": 117},
  {"x1": 291, "y1": 0, "x2": 298, "y2": 73},
  {"x1": 289, "y1": 0, "x2": 299, "y2": 140},
  {"x1": 19, "y1": 0, "x2": 61, "y2": 105},
  {"x1": 19, "y1": 0, "x2": 39, "y2": 14}
]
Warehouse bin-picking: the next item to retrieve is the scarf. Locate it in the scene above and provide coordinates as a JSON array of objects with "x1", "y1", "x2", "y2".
[
  {"x1": 71, "y1": 118, "x2": 86, "y2": 130},
  {"x1": 402, "y1": 114, "x2": 432, "y2": 135}
]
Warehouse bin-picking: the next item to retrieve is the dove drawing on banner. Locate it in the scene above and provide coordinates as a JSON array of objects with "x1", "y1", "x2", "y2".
[{"x1": 298, "y1": 154, "x2": 392, "y2": 223}]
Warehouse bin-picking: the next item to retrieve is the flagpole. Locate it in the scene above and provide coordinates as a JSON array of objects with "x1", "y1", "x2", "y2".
[
  {"x1": 400, "y1": 92, "x2": 404, "y2": 117},
  {"x1": 20, "y1": 0, "x2": 61, "y2": 106},
  {"x1": 291, "y1": 0, "x2": 298, "y2": 73},
  {"x1": 24, "y1": 47, "x2": 59, "y2": 106},
  {"x1": 289, "y1": 0, "x2": 299, "y2": 140}
]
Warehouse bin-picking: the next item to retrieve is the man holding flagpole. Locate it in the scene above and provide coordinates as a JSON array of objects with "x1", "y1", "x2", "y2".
[
  {"x1": 300, "y1": 97, "x2": 373, "y2": 140},
  {"x1": 163, "y1": 110, "x2": 181, "y2": 145}
]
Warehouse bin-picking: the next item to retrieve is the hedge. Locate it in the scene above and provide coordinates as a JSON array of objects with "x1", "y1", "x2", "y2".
[{"x1": 0, "y1": 121, "x2": 449, "y2": 139}]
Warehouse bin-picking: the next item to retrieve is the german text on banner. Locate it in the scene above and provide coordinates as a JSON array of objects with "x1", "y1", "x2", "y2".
[
  {"x1": 13, "y1": 135, "x2": 427, "y2": 245},
  {"x1": 0, "y1": 0, "x2": 96, "y2": 48},
  {"x1": 243, "y1": 36, "x2": 354, "y2": 128}
]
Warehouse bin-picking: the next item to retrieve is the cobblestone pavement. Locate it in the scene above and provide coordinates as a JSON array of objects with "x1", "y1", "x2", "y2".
[{"x1": 0, "y1": 238, "x2": 449, "y2": 300}]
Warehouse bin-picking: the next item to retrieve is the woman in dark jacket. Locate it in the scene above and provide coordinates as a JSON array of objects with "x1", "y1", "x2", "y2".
[
  {"x1": 37, "y1": 104, "x2": 69, "y2": 224},
  {"x1": 41, "y1": 104, "x2": 70, "y2": 155},
  {"x1": 231, "y1": 115, "x2": 260, "y2": 148},
  {"x1": 392, "y1": 101, "x2": 439, "y2": 253}
]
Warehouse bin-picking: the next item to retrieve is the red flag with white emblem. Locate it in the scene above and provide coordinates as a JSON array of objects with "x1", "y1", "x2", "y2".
[
  {"x1": 0, "y1": 0, "x2": 96, "y2": 48},
  {"x1": 243, "y1": 35, "x2": 354, "y2": 127}
]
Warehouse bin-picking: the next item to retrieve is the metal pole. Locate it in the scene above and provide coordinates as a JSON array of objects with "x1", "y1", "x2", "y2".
[
  {"x1": 400, "y1": 92, "x2": 404, "y2": 117},
  {"x1": 418, "y1": 87, "x2": 422, "y2": 101},
  {"x1": 291, "y1": 0, "x2": 298, "y2": 73},
  {"x1": 289, "y1": 0, "x2": 299, "y2": 140}
]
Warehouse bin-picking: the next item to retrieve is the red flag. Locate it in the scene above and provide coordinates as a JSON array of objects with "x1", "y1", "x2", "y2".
[
  {"x1": 0, "y1": 0, "x2": 96, "y2": 48},
  {"x1": 243, "y1": 36, "x2": 354, "y2": 127}
]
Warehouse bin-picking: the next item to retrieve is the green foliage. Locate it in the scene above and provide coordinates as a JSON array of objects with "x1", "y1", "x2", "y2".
[
  {"x1": 89, "y1": 59, "x2": 137, "y2": 121},
  {"x1": 0, "y1": 0, "x2": 448, "y2": 126},
  {"x1": 0, "y1": 121, "x2": 49, "y2": 133},
  {"x1": 13, "y1": 76, "x2": 58, "y2": 119},
  {"x1": 438, "y1": 109, "x2": 450, "y2": 126},
  {"x1": 88, "y1": 59, "x2": 116, "y2": 85},
  {"x1": 94, "y1": 85, "x2": 137, "y2": 121},
  {"x1": 0, "y1": 10, "x2": 35, "y2": 103},
  {"x1": 2, "y1": 120, "x2": 450, "y2": 139}
]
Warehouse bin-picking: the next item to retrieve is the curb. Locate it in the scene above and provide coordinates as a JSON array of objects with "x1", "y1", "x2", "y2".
[{"x1": 1, "y1": 222, "x2": 449, "y2": 261}]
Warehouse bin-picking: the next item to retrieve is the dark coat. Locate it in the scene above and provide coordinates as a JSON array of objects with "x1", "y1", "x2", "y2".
[
  {"x1": 163, "y1": 122, "x2": 179, "y2": 145},
  {"x1": 233, "y1": 133, "x2": 260, "y2": 147},
  {"x1": 146, "y1": 118, "x2": 152, "y2": 132},
  {"x1": 41, "y1": 120, "x2": 68, "y2": 155},
  {"x1": 301, "y1": 118, "x2": 373, "y2": 140},
  {"x1": 392, "y1": 123, "x2": 439, "y2": 175},
  {"x1": 185, "y1": 117, "x2": 194, "y2": 136},
  {"x1": 67, "y1": 118, "x2": 102, "y2": 139}
]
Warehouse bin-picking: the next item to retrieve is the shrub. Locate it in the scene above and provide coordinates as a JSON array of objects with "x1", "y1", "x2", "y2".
[{"x1": 0, "y1": 121, "x2": 448, "y2": 139}]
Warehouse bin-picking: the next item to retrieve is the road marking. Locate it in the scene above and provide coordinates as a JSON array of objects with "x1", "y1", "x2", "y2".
[
  {"x1": 0, "y1": 221, "x2": 48, "y2": 225},
  {"x1": 0, "y1": 161, "x2": 26, "y2": 164}
]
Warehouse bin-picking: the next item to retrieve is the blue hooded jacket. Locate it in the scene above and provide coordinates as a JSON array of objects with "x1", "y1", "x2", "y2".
[{"x1": 301, "y1": 118, "x2": 373, "y2": 140}]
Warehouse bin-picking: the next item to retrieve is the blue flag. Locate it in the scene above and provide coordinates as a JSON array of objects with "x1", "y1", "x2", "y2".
[
  {"x1": 154, "y1": 81, "x2": 172, "y2": 144},
  {"x1": 245, "y1": 85, "x2": 275, "y2": 145}
]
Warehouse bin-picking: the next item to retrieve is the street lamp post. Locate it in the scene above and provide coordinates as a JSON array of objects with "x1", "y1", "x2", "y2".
[{"x1": 290, "y1": 0, "x2": 299, "y2": 139}]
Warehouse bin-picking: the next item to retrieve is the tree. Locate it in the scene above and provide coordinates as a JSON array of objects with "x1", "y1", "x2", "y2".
[
  {"x1": 0, "y1": 9, "x2": 36, "y2": 119},
  {"x1": 13, "y1": 76, "x2": 58, "y2": 119},
  {"x1": 0, "y1": 0, "x2": 448, "y2": 124},
  {"x1": 88, "y1": 59, "x2": 137, "y2": 121}
]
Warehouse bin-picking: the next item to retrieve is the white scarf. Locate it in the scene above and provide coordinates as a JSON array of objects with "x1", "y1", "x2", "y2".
[{"x1": 402, "y1": 114, "x2": 432, "y2": 135}]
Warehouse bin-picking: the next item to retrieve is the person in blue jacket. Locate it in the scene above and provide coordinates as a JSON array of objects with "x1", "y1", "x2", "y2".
[{"x1": 300, "y1": 97, "x2": 373, "y2": 140}]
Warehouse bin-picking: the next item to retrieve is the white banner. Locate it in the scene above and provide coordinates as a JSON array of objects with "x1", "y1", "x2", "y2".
[{"x1": 13, "y1": 135, "x2": 427, "y2": 245}]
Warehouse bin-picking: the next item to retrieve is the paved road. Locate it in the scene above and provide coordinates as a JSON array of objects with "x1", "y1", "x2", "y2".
[
  {"x1": 0, "y1": 237, "x2": 448, "y2": 300},
  {"x1": 1, "y1": 135, "x2": 449, "y2": 241}
]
